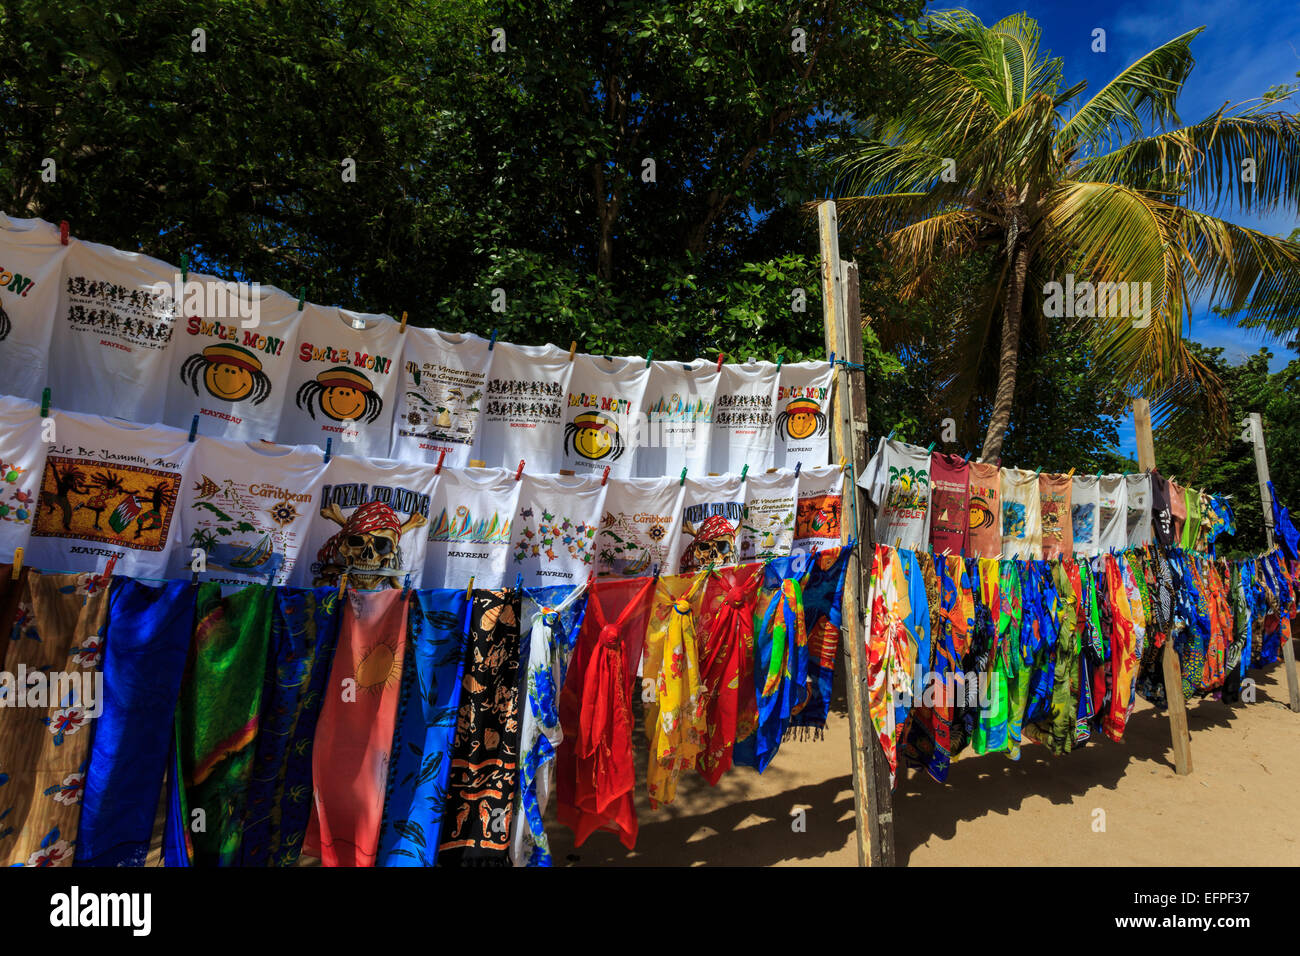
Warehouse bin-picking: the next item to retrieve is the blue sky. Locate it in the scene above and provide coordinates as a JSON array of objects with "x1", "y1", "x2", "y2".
[{"x1": 951, "y1": 0, "x2": 1300, "y2": 456}]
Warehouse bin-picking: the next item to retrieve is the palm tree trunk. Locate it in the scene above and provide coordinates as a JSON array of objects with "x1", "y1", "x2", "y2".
[{"x1": 980, "y1": 224, "x2": 1031, "y2": 461}]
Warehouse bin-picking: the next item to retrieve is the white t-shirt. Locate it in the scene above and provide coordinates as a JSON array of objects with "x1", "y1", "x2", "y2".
[
  {"x1": 162, "y1": 276, "x2": 303, "y2": 441},
  {"x1": 999, "y1": 467, "x2": 1041, "y2": 559},
  {"x1": 510, "y1": 473, "x2": 607, "y2": 586},
  {"x1": 51, "y1": 239, "x2": 180, "y2": 424},
  {"x1": 859, "y1": 438, "x2": 931, "y2": 551},
  {"x1": 0, "y1": 215, "x2": 68, "y2": 402},
  {"x1": 1070, "y1": 475, "x2": 1101, "y2": 557},
  {"x1": 27, "y1": 411, "x2": 194, "y2": 576},
  {"x1": 390, "y1": 327, "x2": 493, "y2": 467},
  {"x1": 1097, "y1": 474, "x2": 1128, "y2": 552},
  {"x1": 0, "y1": 395, "x2": 49, "y2": 561},
  {"x1": 424, "y1": 466, "x2": 521, "y2": 589},
  {"x1": 671, "y1": 475, "x2": 745, "y2": 574},
  {"x1": 1125, "y1": 473, "x2": 1153, "y2": 547},
  {"x1": 478, "y1": 342, "x2": 571, "y2": 472},
  {"x1": 170, "y1": 436, "x2": 329, "y2": 586},
  {"x1": 595, "y1": 476, "x2": 684, "y2": 578},
  {"x1": 739, "y1": 470, "x2": 797, "y2": 562},
  {"x1": 794, "y1": 465, "x2": 846, "y2": 553},
  {"x1": 774, "y1": 361, "x2": 833, "y2": 468},
  {"x1": 709, "y1": 362, "x2": 780, "y2": 474},
  {"x1": 560, "y1": 353, "x2": 650, "y2": 479},
  {"x1": 300, "y1": 455, "x2": 436, "y2": 589},
  {"x1": 279, "y1": 305, "x2": 401, "y2": 458},
  {"x1": 637, "y1": 359, "x2": 718, "y2": 479}
]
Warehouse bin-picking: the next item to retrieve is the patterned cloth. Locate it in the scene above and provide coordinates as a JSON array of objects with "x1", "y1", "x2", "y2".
[
  {"x1": 0, "y1": 572, "x2": 109, "y2": 866},
  {"x1": 788, "y1": 545, "x2": 852, "y2": 734},
  {"x1": 865, "y1": 546, "x2": 919, "y2": 786},
  {"x1": 695, "y1": 564, "x2": 764, "y2": 785},
  {"x1": 644, "y1": 573, "x2": 707, "y2": 805},
  {"x1": 76, "y1": 578, "x2": 192, "y2": 867}
]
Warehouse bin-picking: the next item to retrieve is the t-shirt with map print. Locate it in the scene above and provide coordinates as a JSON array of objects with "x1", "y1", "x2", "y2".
[
  {"x1": 423, "y1": 466, "x2": 520, "y2": 589},
  {"x1": 739, "y1": 470, "x2": 796, "y2": 562},
  {"x1": 596, "y1": 477, "x2": 683, "y2": 577},
  {"x1": 859, "y1": 438, "x2": 931, "y2": 552},
  {"x1": 390, "y1": 327, "x2": 493, "y2": 467},
  {"x1": 511, "y1": 473, "x2": 607, "y2": 586}
]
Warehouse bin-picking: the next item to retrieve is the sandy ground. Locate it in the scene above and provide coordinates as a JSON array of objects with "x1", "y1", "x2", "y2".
[{"x1": 547, "y1": 653, "x2": 1300, "y2": 867}]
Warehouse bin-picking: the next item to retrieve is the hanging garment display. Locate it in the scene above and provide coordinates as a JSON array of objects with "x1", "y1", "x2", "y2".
[
  {"x1": 1182, "y1": 486, "x2": 1202, "y2": 552},
  {"x1": 478, "y1": 341, "x2": 571, "y2": 472},
  {"x1": 1206, "y1": 494, "x2": 1236, "y2": 555},
  {"x1": 1125, "y1": 472, "x2": 1153, "y2": 548},
  {"x1": 50, "y1": 238, "x2": 179, "y2": 424},
  {"x1": 865, "y1": 545, "x2": 920, "y2": 786},
  {"x1": 695, "y1": 563, "x2": 765, "y2": 785},
  {"x1": 438, "y1": 588, "x2": 522, "y2": 866},
  {"x1": 172, "y1": 435, "x2": 329, "y2": 587},
  {"x1": 167, "y1": 583, "x2": 274, "y2": 866},
  {"x1": 773, "y1": 361, "x2": 833, "y2": 469},
  {"x1": 638, "y1": 359, "x2": 718, "y2": 479},
  {"x1": 1039, "y1": 473, "x2": 1073, "y2": 560},
  {"x1": 560, "y1": 353, "x2": 650, "y2": 479},
  {"x1": 240, "y1": 586, "x2": 342, "y2": 867},
  {"x1": 27, "y1": 411, "x2": 194, "y2": 577},
  {"x1": 642, "y1": 573, "x2": 708, "y2": 808},
  {"x1": 512, "y1": 584, "x2": 588, "y2": 867},
  {"x1": 928, "y1": 452, "x2": 969, "y2": 557},
  {"x1": 671, "y1": 475, "x2": 745, "y2": 574},
  {"x1": 739, "y1": 470, "x2": 797, "y2": 562},
  {"x1": 377, "y1": 588, "x2": 467, "y2": 867},
  {"x1": 710, "y1": 361, "x2": 780, "y2": 474},
  {"x1": 1168, "y1": 481, "x2": 1188, "y2": 547},
  {"x1": 793, "y1": 465, "x2": 844, "y2": 554},
  {"x1": 1268, "y1": 481, "x2": 1299, "y2": 560},
  {"x1": 0, "y1": 215, "x2": 69, "y2": 402},
  {"x1": 1071, "y1": 474, "x2": 1100, "y2": 556},
  {"x1": 389, "y1": 328, "x2": 493, "y2": 467},
  {"x1": 1097, "y1": 474, "x2": 1127, "y2": 552},
  {"x1": 789, "y1": 545, "x2": 852, "y2": 735},
  {"x1": 74, "y1": 578, "x2": 192, "y2": 867},
  {"x1": 594, "y1": 476, "x2": 683, "y2": 578},
  {"x1": 278, "y1": 305, "x2": 400, "y2": 458},
  {"x1": 163, "y1": 277, "x2": 303, "y2": 442},
  {"x1": 999, "y1": 467, "x2": 1041, "y2": 559},
  {"x1": 966, "y1": 461, "x2": 1001, "y2": 559},
  {"x1": 0, "y1": 394, "x2": 47, "y2": 563},
  {"x1": 301, "y1": 455, "x2": 435, "y2": 590},
  {"x1": 0, "y1": 571, "x2": 110, "y2": 866},
  {"x1": 303, "y1": 588, "x2": 409, "y2": 867},
  {"x1": 1151, "y1": 471, "x2": 1175, "y2": 548},
  {"x1": 511, "y1": 473, "x2": 607, "y2": 586},
  {"x1": 861, "y1": 437, "x2": 932, "y2": 551},
  {"x1": 424, "y1": 466, "x2": 520, "y2": 590}
]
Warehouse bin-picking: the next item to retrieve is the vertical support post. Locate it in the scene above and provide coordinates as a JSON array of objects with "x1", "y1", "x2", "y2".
[
  {"x1": 818, "y1": 200, "x2": 893, "y2": 867},
  {"x1": 1246, "y1": 412, "x2": 1300, "y2": 712},
  {"x1": 1133, "y1": 398, "x2": 1193, "y2": 773}
]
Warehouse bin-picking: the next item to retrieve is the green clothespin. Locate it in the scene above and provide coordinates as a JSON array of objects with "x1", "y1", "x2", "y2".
[
  {"x1": 180, "y1": 253, "x2": 189, "y2": 282},
  {"x1": 645, "y1": 349, "x2": 653, "y2": 368},
  {"x1": 679, "y1": 467, "x2": 687, "y2": 486},
  {"x1": 926, "y1": 442, "x2": 935, "y2": 453},
  {"x1": 297, "y1": 287, "x2": 306, "y2": 311},
  {"x1": 1034, "y1": 466, "x2": 1042, "y2": 476},
  {"x1": 776, "y1": 354, "x2": 784, "y2": 370},
  {"x1": 40, "y1": 387, "x2": 50, "y2": 418},
  {"x1": 740, "y1": 464, "x2": 749, "y2": 483}
]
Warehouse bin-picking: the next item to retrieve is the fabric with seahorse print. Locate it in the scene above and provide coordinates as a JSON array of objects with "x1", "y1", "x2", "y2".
[
  {"x1": 510, "y1": 583, "x2": 588, "y2": 866},
  {"x1": 858, "y1": 438, "x2": 931, "y2": 551},
  {"x1": 376, "y1": 588, "x2": 469, "y2": 866},
  {"x1": 239, "y1": 586, "x2": 342, "y2": 866},
  {"x1": 438, "y1": 588, "x2": 522, "y2": 866},
  {"x1": 0, "y1": 571, "x2": 109, "y2": 867}
]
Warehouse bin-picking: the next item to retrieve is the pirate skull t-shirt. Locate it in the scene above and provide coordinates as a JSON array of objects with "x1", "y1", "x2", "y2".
[
  {"x1": 51, "y1": 238, "x2": 181, "y2": 424},
  {"x1": 0, "y1": 215, "x2": 69, "y2": 403},
  {"x1": 26, "y1": 410, "x2": 195, "y2": 576},
  {"x1": 560, "y1": 353, "x2": 650, "y2": 479},
  {"x1": 162, "y1": 276, "x2": 303, "y2": 442},
  {"x1": 773, "y1": 361, "x2": 833, "y2": 469},
  {"x1": 595, "y1": 476, "x2": 684, "y2": 577},
  {"x1": 0, "y1": 394, "x2": 48, "y2": 562},
  {"x1": 300, "y1": 455, "x2": 435, "y2": 589},
  {"x1": 793, "y1": 465, "x2": 844, "y2": 553},
  {"x1": 424, "y1": 466, "x2": 521, "y2": 589},
  {"x1": 278, "y1": 305, "x2": 401, "y2": 459},
  {"x1": 1071, "y1": 474, "x2": 1101, "y2": 556},
  {"x1": 511, "y1": 473, "x2": 607, "y2": 585},
  {"x1": 739, "y1": 470, "x2": 797, "y2": 562},
  {"x1": 171, "y1": 435, "x2": 329, "y2": 586},
  {"x1": 1039, "y1": 473, "x2": 1073, "y2": 560},
  {"x1": 859, "y1": 438, "x2": 931, "y2": 552},
  {"x1": 671, "y1": 475, "x2": 745, "y2": 574},
  {"x1": 478, "y1": 342, "x2": 572, "y2": 473},
  {"x1": 637, "y1": 359, "x2": 719, "y2": 479},
  {"x1": 709, "y1": 361, "x2": 780, "y2": 475},
  {"x1": 389, "y1": 327, "x2": 493, "y2": 468}
]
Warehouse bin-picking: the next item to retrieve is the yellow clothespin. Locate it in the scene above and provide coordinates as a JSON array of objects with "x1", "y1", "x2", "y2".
[
  {"x1": 568, "y1": 341, "x2": 578, "y2": 362},
  {"x1": 337, "y1": 570, "x2": 349, "y2": 597},
  {"x1": 1065, "y1": 468, "x2": 1075, "y2": 478},
  {"x1": 12, "y1": 546, "x2": 22, "y2": 576},
  {"x1": 399, "y1": 311, "x2": 408, "y2": 333},
  {"x1": 466, "y1": 575, "x2": 475, "y2": 600},
  {"x1": 839, "y1": 456, "x2": 848, "y2": 472}
]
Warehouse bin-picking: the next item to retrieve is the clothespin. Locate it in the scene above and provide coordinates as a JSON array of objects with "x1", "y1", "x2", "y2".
[
  {"x1": 568, "y1": 341, "x2": 577, "y2": 362},
  {"x1": 465, "y1": 575, "x2": 475, "y2": 600},
  {"x1": 1066, "y1": 468, "x2": 1075, "y2": 478},
  {"x1": 776, "y1": 354, "x2": 784, "y2": 370},
  {"x1": 402, "y1": 573, "x2": 412, "y2": 597},
  {"x1": 104, "y1": 555, "x2": 118, "y2": 580},
  {"x1": 297, "y1": 288, "x2": 306, "y2": 311},
  {"x1": 716, "y1": 352, "x2": 725, "y2": 370},
  {"x1": 399, "y1": 311, "x2": 408, "y2": 333},
  {"x1": 59, "y1": 220, "x2": 70, "y2": 245},
  {"x1": 653, "y1": 563, "x2": 661, "y2": 580},
  {"x1": 514, "y1": 572, "x2": 523, "y2": 594},
  {"x1": 839, "y1": 456, "x2": 848, "y2": 472},
  {"x1": 435, "y1": 447, "x2": 447, "y2": 474},
  {"x1": 926, "y1": 442, "x2": 935, "y2": 453},
  {"x1": 887, "y1": 429, "x2": 896, "y2": 441},
  {"x1": 601, "y1": 465, "x2": 610, "y2": 486},
  {"x1": 180, "y1": 254, "x2": 189, "y2": 282},
  {"x1": 488, "y1": 329, "x2": 498, "y2": 350},
  {"x1": 740, "y1": 464, "x2": 749, "y2": 483},
  {"x1": 12, "y1": 547, "x2": 22, "y2": 576},
  {"x1": 1034, "y1": 466, "x2": 1042, "y2": 476},
  {"x1": 323, "y1": 437, "x2": 332, "y2": 464},
  {"x1": 963, "y1": 452, "x2": 970, "y2": 463},
  {"x1": 188, "y1": 415, "x2": 199, "y2": 443},
  {"x1": 515, "y1": 459, "x2": 525, "y2": 481},
  {"x1": 40, "y1": 387, "x2": 50, "y2": 419},
  {"x1": 679, "y1": 467, "x2": 687, "y2": 486},
  {"x1": 829, "y1": 351, "x2": 836, "y2": 366},
  {"x1": 337, "y1": 569, "x2": 349, "y2": 597},
  {"x1": 191, "y1": 563, "x2": 201, "y2": 586},
  {"x1": 794, "y1": 461, "x2": 802, "y2": 477},
  {"x1": 645, "y1": 349, "x2": 653, "y2": 367}
]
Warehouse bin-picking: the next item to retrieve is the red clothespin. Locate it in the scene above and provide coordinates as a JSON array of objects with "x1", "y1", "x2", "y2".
[
  {"x1": 435, "y1": 446, "x2": 447, "y2": 474},
  {"x1": 716, "y1": 352, "x2": 725, "y2": 371},
  {"x1": 601, "y1": 465, "x2": 610, "y2": 486},
  {"x1": 515, "y1": 459, "x2": 524, "y2": 481},
  {"x1": 59, "y1": 220, "x2": 69, "y2": 245}
]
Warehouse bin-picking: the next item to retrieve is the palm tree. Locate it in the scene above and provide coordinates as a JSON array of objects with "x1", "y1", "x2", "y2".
[{"x1": 821, "y1": 10, "x2": 1300, "y2": 460}]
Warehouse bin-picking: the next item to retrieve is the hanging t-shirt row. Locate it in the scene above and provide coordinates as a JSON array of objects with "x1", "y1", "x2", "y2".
[
  {"x1": 0, "y1": 394, "x2": 846, "y2": 585},
  {"x1": 859, "y1": 437, "x2": 1222, "y2": 559},
  {"x1": 0, "y1": 217, "x2": 834, "y2": 473}
]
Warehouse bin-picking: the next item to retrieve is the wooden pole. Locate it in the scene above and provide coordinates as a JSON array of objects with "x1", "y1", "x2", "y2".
[
  {"x1": 818, "y1": 201, "x2": 894, "y2": 867},
  {"x1": 1132, "y1": 398, "x2": 1193, "y2": 774},
  {"x1": 1245, "y1": 412, "x2": 1300, "y2": 712}
]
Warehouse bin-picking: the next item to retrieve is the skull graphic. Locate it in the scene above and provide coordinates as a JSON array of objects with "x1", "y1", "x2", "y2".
[
  {"x1": 314, "y1": 499, "x2": 427, "y2": 589},
  {"x1": 679, "y1": 514, "x2": 737, "y2": 573}
]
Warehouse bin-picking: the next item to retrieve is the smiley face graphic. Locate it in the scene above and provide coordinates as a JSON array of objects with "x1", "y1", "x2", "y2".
[
  {"x1": 564, "y1": 411, "x2": 624, "y2": 461},
  {"x1": 776, "y1": 398, "x2": 827, "y2": 442},
  {"x1": 180, "y1": 343, "x2": 273, "y2": 405},
  {"x1": 295, "y1": 365, "x2": 384, "y2": 424}
]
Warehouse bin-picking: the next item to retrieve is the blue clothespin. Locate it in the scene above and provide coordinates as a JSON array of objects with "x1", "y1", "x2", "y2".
[
  {"x1": 794, "y1": 461, "x2": 802, "y2": 477},
  {"x1": 402, "y1": 573, "x2": 411, "y2": 597},
  {"x1": 887, "y1": 429, "x2": 896, "y2": 441},
  {"x1": 489, "y1": 329, "x2": 498, "y2": 350},
  {"x1": 829, "y1": 351, "x2": 836, "y2": 366},
  {"x1": 40, "y1": 387, "x2": 51, "y2": 418},
  {"x1": 514, "y1": 572, "x2": 523, "y2": 594},
  {"x1": 188, "y1": 415, "x2": 199, "y2": 442},
  {"x1": 324, "y1": 437, "x2": 332, "y2": 464},
  {"x1": 963, "y1": 452, "x2": 971, "y2": 462}
]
